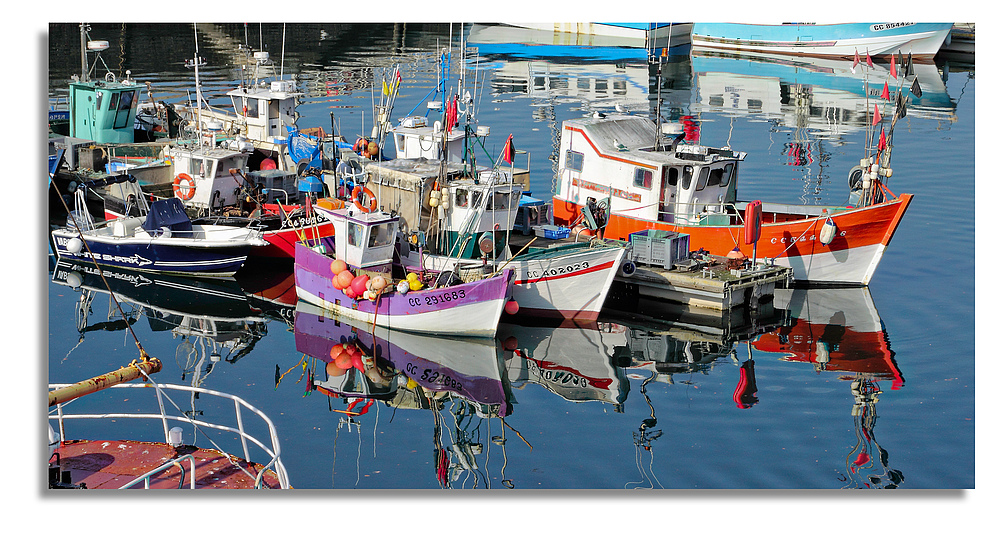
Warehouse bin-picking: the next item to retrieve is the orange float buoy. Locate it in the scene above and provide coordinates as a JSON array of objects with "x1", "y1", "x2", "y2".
[
  {"x1": 743, "y1": 200, "x2": 762, "y2": 245},
  {"x1": 504, "y1": 299, "x2": 519, "y2": 315},
  {"x1": 172, "y1": 173, "x2": 196, "y2": 200},
  {"x1": 330, "y1": 259, "x2": 348, "y2": 276},
  {"x1": 335, "y1": 352, "x2": 353, "y2": 370},
  {"x1": 350, "y1": 274, "x2": 370, "y2": 297},
  {"x1": 336, "y1": 270, "x2": 355, "y2": 290},
  {"x1": 260, "y1": 158, "x2": 277, "y2": 170},
  {"x1": 330, "y1": 343, "x2": 345, "y2": 359},
  {"x1": 326, "y1": 362, "x2": 347, "y2": 378}
]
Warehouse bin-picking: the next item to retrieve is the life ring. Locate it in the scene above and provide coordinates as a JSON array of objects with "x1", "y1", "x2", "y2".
[
  {"x1": 353, "y1": 138, "x2": 368, "y2": 154},
  {"x1": 351, "y1": 185, "x2": 377, "y2": 213},
  {"x1": 173, "y1": 173, "x2": 196, "y2": 200}
]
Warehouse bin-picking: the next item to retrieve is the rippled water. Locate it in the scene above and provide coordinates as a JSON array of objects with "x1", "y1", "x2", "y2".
[{"x1": 45, "y1": 23, "x2": 975, "y2": 492}]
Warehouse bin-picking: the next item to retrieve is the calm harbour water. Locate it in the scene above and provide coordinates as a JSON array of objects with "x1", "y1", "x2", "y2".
[{"x1": 45, "y1": 23, "x2": 976, "y2": 492}]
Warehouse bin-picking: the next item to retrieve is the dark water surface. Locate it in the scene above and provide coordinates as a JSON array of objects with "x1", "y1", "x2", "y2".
[{"x1": 43, "y1": 22, "x2": 977, "y2": 501}]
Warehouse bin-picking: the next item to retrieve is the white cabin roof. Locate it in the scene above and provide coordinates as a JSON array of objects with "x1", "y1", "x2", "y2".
[{"x1": 564, "y1": 113, "x2": 745, "y2": 166}]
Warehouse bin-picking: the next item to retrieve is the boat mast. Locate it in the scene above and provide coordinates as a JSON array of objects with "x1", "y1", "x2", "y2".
[{"x1": 79, "y1": 23, "x2": 89, "y2": 82}]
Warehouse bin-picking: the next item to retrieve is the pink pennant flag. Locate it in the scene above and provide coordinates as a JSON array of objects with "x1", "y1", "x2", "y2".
[
  {"x1": 852, "y1": 49, "x2": 860, "y2": 73},
  {"x1": 890, "y1": 53, "x2": 897, "y2": 78},
  {"x1": 878, "y1": 127, "x2": 887, "y2": 150},
  {"x1": 881, "y1": 80, "x2": 890, "y2": 100},
  {"x1": 866, "y1": 50, "x2": 874, "y2": 68},
  {"x1": 872, "y1": 103, "x2": 882, "y2": 125}
]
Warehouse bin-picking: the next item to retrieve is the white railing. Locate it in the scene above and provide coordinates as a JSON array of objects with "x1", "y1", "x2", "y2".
[{"x1": 48, "y1": 382, "x2": 290, "y2": 489}]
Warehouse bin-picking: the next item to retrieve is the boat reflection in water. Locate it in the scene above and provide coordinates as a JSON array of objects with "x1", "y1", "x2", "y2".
[
  {"x1": 293, "y1": 300, "x2": 513, "y2": 488},
  {"x1": 753, "y1": 287, "x2": 905, "y2": 488},
  {"x1": 498, "y1": 320, "x2": 631, "y2": 410},
  {"x1": 52, "y1": 259, "x2": 268, "y2": 378}
]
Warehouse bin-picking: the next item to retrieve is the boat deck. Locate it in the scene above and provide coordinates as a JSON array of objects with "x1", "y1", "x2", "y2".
[{"x1": 50, "y1": 439, "x2": 286, "y2": 489}]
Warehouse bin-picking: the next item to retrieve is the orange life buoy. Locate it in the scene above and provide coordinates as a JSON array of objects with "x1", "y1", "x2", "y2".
[
  {"x1": 353, "y1": 138, "x2": 368, "y2": 154},
  {"x1": 173, "y1": 173, "x2": 196, "y2": 200},
  {"x1": 351, "y1": 185, "x2": 377, "y2": 213}
]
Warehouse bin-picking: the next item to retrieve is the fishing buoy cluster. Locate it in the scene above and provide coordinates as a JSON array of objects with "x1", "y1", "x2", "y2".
[
  {"x1": 428, "y1": 181, "x2": 449, "y2": 210},
  {"x1": 329, "y1": 259, "x2": 391, "y2": 301},
  {"x1": 327, "y1": 341, "x2": 371, "y2": 376},
  {"x1": 353, "y1": 138, "x2": 379, "y2": 159}
]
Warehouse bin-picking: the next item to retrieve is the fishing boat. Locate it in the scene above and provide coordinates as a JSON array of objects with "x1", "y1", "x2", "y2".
[
  {"x1": 51, "y1": 182, "x2": 266, "y2": 277},
  {"x1": 294, "y1": 200, "x2": 515, "y2": 338},
  {"x1": 368, "y1": 48, "x2": 627, "y2": 321},
  {"x1": 49, "y1": 378, "x2": 289, "y2": 489},
  {"x1": 497, "y1": 23, "x2": 692, "y2": 49},
  {"x1": 550, "y1": 111, "x2": 913, "y2": 285},
  {"x1": 691, "y1": 23, "x2": 953, "y2": 59}
]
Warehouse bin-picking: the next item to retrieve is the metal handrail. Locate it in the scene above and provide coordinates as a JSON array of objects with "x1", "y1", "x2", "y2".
[
  {"x1": 48, "y1": 382, "x2": 290, "y2": 489},
  {"x1": 118, "y1": 454, "x2": 198, "y2": 489}
]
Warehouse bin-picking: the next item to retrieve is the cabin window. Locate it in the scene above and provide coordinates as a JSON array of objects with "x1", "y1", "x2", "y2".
[
  {"x1": 696, "y1": 167, "x2": 710, "y2": 191},
  {"x1": 454, "y1": 188, "x2": 469, "y2": 208},
  {"x1": 368, "y1": 224, "x2": 393, "y2": 248},
  {"x1": 118, "y1": 90, "x2": 134, "y2": 111},
  {"x1": 95, "y1": 92, "x2": 103, "y2": 110},
  {"x1": 707, "y1": 167, "x2": 725, "y2": 187},
  {"x1": 666, "y1": 167, "x2": 679, "y2": 186},
  {"x1": 681, "y1": 166, "x2": 694, "y2": 190},
  {"x1": 633, "y1": 168, "x2": 653, "y2": 189},
  {"x1": 493, "y1": 191, "x2": 511, "y2": 210},
  {"x1": 348, "y1": 222, "x2": 363, "y2": 247},
  {"x1": 720, "y1": 163, "x2": 735, "y2": 187},
  {"x1": 244, "y1": 98, "x2": 258, "y2": 118},
  {"x1": 106, "y1": 92, "x2": 118, "y2": 111},
  {"x1": 565, "y1": 150, "x2": 584, "y2": 172}
]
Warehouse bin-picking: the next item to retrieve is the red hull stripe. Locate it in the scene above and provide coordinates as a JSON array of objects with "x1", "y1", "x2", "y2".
[{"x1": 513, "y1": 259, "x2": 616, "y2": 285}]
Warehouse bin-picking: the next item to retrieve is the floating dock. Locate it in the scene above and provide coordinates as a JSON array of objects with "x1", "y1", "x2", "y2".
[
  {"x1": 510, "y1": 230, "x2": 793, "y2": 312},
  {"x1": 618, "y1": 255, "x2": 793, "y2": 311}
]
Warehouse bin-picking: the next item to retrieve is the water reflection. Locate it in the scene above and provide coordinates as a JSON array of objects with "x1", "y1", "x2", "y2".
[{"x1": 754, "y1": 287, "x2": 904, "y2": 488}]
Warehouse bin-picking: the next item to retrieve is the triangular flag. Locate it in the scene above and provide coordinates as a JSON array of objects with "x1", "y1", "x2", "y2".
[
  {"x1": 852, "y1": 49, "x2": 860, "y2": 73},
  {"x1": 866, "y1": 50, "x2": 874, "y2": 68},
  {"x1": 872, "y1": 103, "x2": 882, "y2": 125},
  {"x1": 897, "y1": 97, "x2": 907, "y2": 119},
  {"x1": 890, "y1": 54, "x2": 897, "y2": 78},
  {"x1": 910, "y1": 76, "x2": 922, "y2": 98},
  {"x1": 382, "y1": 79, "x2": 390, "y2": 95},
  {"x1": 502, "y1": 134, "x2": 515, "y2": 164},
  {"x1": 878, "y1": 127, "x2": 887, "y2": 150},
  {"x1": 904, "y1": 52, "x2": 913, "y2": 78},
  {"x1": 881, "y1": 80, "x2": 890, "y2": 100}
]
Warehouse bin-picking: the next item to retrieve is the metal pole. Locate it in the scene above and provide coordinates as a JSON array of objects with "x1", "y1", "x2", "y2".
[{"x1": 48, "y1": 356, "x2": 162, "y2": 407}]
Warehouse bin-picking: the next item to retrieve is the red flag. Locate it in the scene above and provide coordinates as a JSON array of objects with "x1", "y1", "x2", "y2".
[
  {"x1": 852, "y1": 49, "x2": 860, "y2": 73},
  {"x1": 872, "y1": 103, "x2": 882, "y2": 125},
  {"x1": 502, "y1": 134, "x2": 515, "y2": 164},
  {"x1": 890, "y1": 53, "x2": 897, "y2": 78},
  {"x1": 878, "y1": 127, "x2": 887, "y2": 150},
  {"x1": 866, "y1": 50, "x2": 874, "y2": 68},
  {"x1": 880, "y1": 80, "x2": 890, "y2": 100}
]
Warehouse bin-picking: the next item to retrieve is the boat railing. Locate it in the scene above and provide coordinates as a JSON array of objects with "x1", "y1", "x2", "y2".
[
  {"x1": 656, "y1": 200, "x2": 743, "y2": 226},
  {"x1": 48, "y1": 382, "x2": 290, "y2": 489}
]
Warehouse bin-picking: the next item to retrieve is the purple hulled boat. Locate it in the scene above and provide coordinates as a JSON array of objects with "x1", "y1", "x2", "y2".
[{"x1": 294, "y1": 203, "x2": 515, "y2": 338}]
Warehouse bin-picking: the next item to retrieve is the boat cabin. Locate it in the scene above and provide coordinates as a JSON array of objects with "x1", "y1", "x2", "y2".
[
  {"x1": 557, "y1": 114, "x2": 746, "y2": 226},
  {"x1": 225, "y1": 78, "x2": 302, "y2": 144},
  {"x1": 440, "y1": 171, "x2": 523, "y2": 258},
  {"x1": 68, "y1": 78, "x2": 145, "y2": 144},
  {"x1": 325, "y1": 207, "x2": 399, "y2": 270},
  {"x1": 165, "y1": 145, "x2": 250, "y2": 212},
  {"x1": 390, "y1": 115, "x2": 467, "y2": 163}
]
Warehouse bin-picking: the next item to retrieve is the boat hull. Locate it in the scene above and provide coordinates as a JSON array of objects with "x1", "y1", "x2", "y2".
[
  {"x1": 51, "y1": 227, "x2": 259, "y2": 277},
  {"x1": 256, "y1": 221, "x2": 336, "y2": 259},
  {"x1": 691, "y1": 22, "x2": 953, "y2": 58},
  {"x1": 294, "y1": 240, "x2": 513, "y2": 338},
  {"x1": 553, "y1": 194, "x2": 912, "y2": 286},
  {"x1": 405, "y1": 242, "x2": 626, "y2": 322}
]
